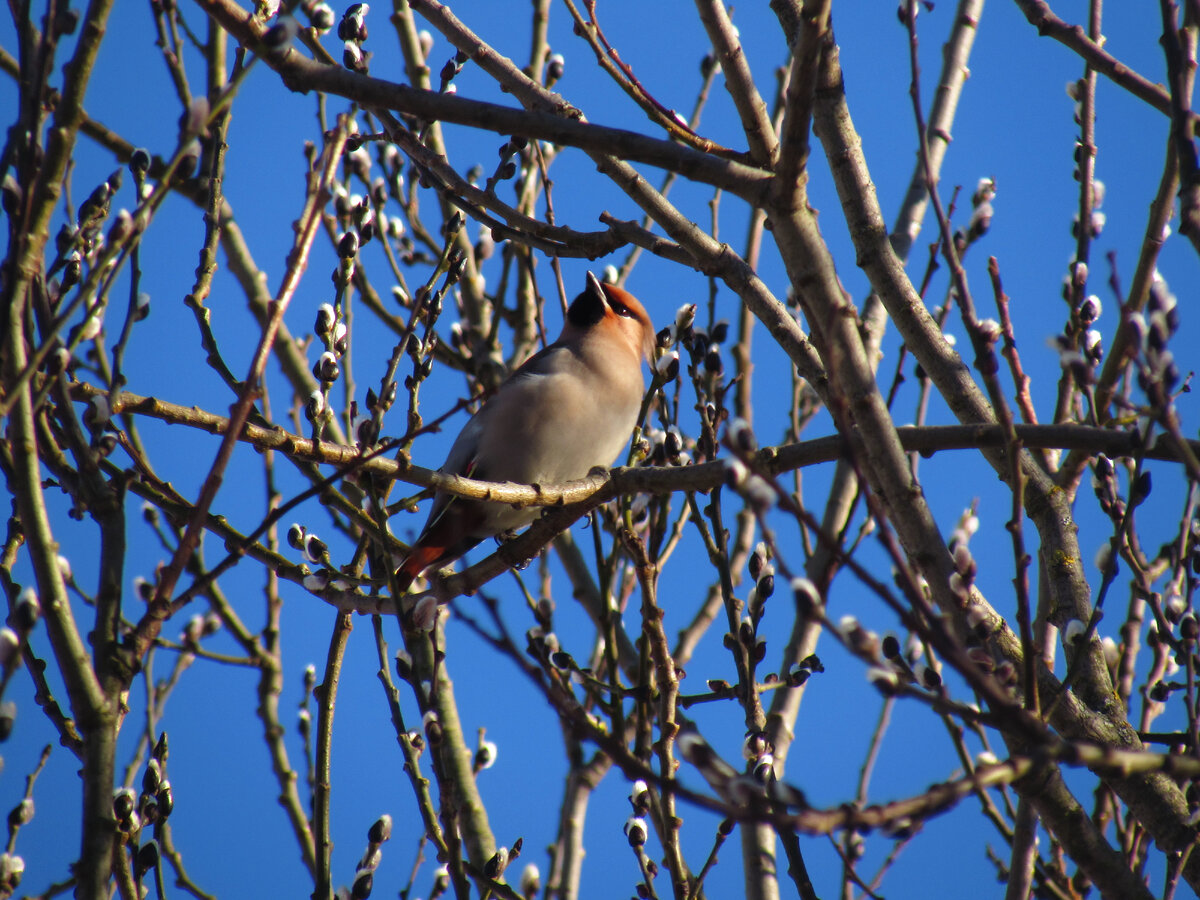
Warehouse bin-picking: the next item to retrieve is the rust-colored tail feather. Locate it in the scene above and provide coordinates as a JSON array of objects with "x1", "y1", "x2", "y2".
[
  {"x1": 394, "y1": 541, "x2": 449, "y2": 593},
  {"x1": 394, "y1": 500, "x2": 486, "y2": 594}
]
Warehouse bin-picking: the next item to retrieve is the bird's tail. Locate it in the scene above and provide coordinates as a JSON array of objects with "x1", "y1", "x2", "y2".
[
  {"x1": 395, "y1": 499, "x2": 485, "y2": 594},
  {"x1": 394, "y1": 542, "x2": 449, "y2": 594}
]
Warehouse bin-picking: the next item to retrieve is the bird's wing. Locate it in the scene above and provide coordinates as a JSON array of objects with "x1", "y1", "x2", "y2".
[
  {"x1": 435, "y1": 341, "x2": 569, "y2": 479},
  {"x1": 395, "y1": 442, "x2": 486, "y2": 590},
  {"x1": 397, "y1": 344, "x2": 576, "y2": 589},
  {"x1": 504, "y1": 341, "x2": 573, "y2": 382}
]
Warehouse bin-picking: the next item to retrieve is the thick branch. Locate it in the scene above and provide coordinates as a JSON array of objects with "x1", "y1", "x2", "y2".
[{"x1": 194, "y1": 0, "x2": 774, "y2": 201}]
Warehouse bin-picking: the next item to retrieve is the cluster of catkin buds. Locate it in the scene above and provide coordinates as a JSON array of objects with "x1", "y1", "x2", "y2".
[
  {"x1": 725, "y1": 416, "x2": 756, "y2": 456},
  {"x1": 128, "y1": 147, "x2": 151, "y2": 196},
  {"x1": 1062, "y1": 617, "x2": 1093, "y2": 650},
  {"x1": 81, "y1": 393, "x2": 119, "y2": 457},
  {"x1": 724, "y1": 456, "x2": 774, "y2": 516},
  {"x1": 348, "y1": 813, "x2": 391, "y2": 899},
  {"x1": 438, "y1": 49, "x2": 469, "y2": 92},
  {"x1": 1141, "y1": 584, "x2": 1198, "y2": 678},
  {"x1": 343, "y1": 190, "x2": 378, "y2": 250},
  {"x1": 428, "y1": 864, "x2": 449, "y2": 898},
  {"x1": 340, "y1": 3, "x2": 370, "y2": 72},
  {"x1": 4, "y1": 587, "x2": 39, "y2": 660},
  {"x1": 363, "y1": 382, "x2": 398, "y2": 420},
  {"x1": 1069, "y1": 177, "x2": 1107, "y2": 240},
  {"x1": 1159, "y1": 583, "x2": 1188, "y2": 627},
  {"x1": 0, "y1": 852, "x2": 24, "y2": 894},
  {"x1": 4, "y1": 747, "x2": 44, "y2": 875},
  {"x1": 1089, "y1": 453, "x2": 1136, "y2": 528},
  {"x1": 1050, "y1": 330, "x2": 1097, "y2": 387},
  {"x1": 747, "y1": 542, "x2": 775, "y2": 626},
  {"x1": 6, "y1": 798, "x2": 32, "y2": 837},
  {"x1": 288, "y1": 523, "x2": 330, "y2": 567},
  {"x1": 133, "y1": 839, "x2": 162, "y2": 887},
  {"x1": 692, "y1": 398, "x2": 724, "y2": 463},
  {"x1": 1054, "y1": 254, "x2": 1106, "y2": 374},
  {"x1": 659, "y1": 301, "x2": 729, "y2": 382},
  {"x1": 354, "y1": 379, "x2": 397, "y2": 451},
  {"x1": 519, "y1": 864, "x2": 540, "y2": 900},
  {"x1": 76, "y1": 169, "x2": 122, "y2": 253},
  {"x1": 956, "y1": 177, "x2": 996, "y2": 250},
  {"x1": 314, "y1": 302, "x2": 347, "y2": 351},
  {"x1": 422, "y1": 708, "x2": 441, "y2": 746},
  {"x1": 343, "y1": 399, "x2": 376, "y2": 450},
  {"x1": 484, "y1": 136, "x2": 528, "y2": 190},
  {"x1": 0, "y1": 587, "x2": 42, "y2": 735},
  {"x1": 727, "y1": 606, "x2": 767, "y2": 666},
  {"x1": 636, "y1": 425, "x2": 690, "y2": 468},
  {"x1": 1125, "y1": 273, "x2": 1181, "y2": 397},
  {"x1": 524, "y1": 627, "x2": 562, "y2": 668},
  {"x1": 678, "y1": 726, "x2": 808, "y2": 809},
  {"x1": 300, "y1": 0, "x2": 335, "y2": 32},
  {"x1": 961, "y1": 602, "x2": 1015, "y2": 685},
  {"x1": 624, "y1": 780, "x2": 650, "y2": 848},
  {"x1": 312, "y1": 301, "x2": 348, "y2": 386},
  {"x1": 880, "y1": 632, "x2": 943, "y2": 691},
  {"x1": 949, "y1": 540, "x2": 977, "y2": 601},
  {"x1": 948, "y1": 507, "x2": 980, "y2": 553},
  {"x1": 656, "y1": 301, "x2": 696, "y2": 349},
  {"x1": 473, "y1": 731, "x2": 498, "y2": 774},
  {"x1": 653, "y1": 347, "x2": 680, "y2": 386},
  {"x1": 784, "y1": 651, "x2": 824, "y2": 688},
  {"x1": 57, "y1": 250, "x2": 82, "y2": 302},
  {"x1": 484, "y1": 838, "x2": 521, "y2": 880},
  {"x1": 308, "y1": 298, "x2": 349, "y2": 432},
  {"x1": 1074, "y1": 288, "x2": 1104, "y2": 366},
  {"x1": 403, "y1": 328, "x2": 438, "y2": 390},
  {"x1": 180, "y1": 612, "x2": 222, "y2": 652},
  {"x1": 791, "y1": 576, "x2": 822, "y2": 621},
  {"x1": 137, "y1": 734, "x2": 174, "y2": 829},
  {"x1": 743, "y1": 730, "x2": 776, "y2": 784},
  {"x1": 870, "y1": 624, "x2": 960, "y2": 695},
  {"x1": 113, "y1": 787, "x2": 140, "y2": 835}
]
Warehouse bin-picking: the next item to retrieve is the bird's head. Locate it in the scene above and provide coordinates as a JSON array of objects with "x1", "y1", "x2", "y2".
[{"x1": 565, "y1": 271, "x2": 656, "y2": 365}]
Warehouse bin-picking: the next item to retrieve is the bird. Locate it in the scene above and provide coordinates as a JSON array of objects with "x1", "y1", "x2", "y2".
[{"x1": 395, "y1": 271, "x2": 656, "y2": 592}]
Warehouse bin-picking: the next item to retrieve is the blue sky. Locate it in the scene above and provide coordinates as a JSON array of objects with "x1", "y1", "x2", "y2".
[{"x1": 2, "y1": 1, "x2": 1196, "y2": 898}]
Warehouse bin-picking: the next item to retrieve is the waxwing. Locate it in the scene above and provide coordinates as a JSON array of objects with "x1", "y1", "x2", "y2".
[{"x1": 395, "y1": 272, "x2": 656, "y2": 591}]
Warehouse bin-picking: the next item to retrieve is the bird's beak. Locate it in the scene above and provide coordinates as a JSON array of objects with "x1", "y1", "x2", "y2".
[{"x1": 586, "y1": 270, "x2": 610, "y2": 309}]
